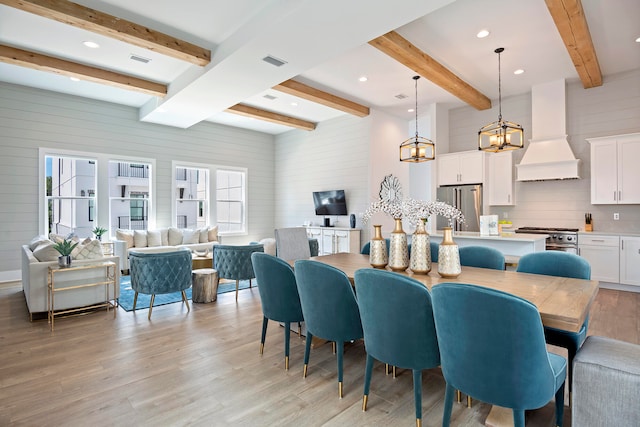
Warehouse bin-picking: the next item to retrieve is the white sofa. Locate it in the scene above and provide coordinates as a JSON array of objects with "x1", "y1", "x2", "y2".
[
  {"x1": 113, "y1": 226, "x2": 220, "y2": 272},
  {"x1": 21, "y1": 240, "x2": 120, "y2": 319}
]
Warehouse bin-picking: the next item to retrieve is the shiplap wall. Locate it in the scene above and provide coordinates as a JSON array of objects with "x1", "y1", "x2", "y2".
[
  {"x1": 274, "y1": 115, "x2": 371, "y2": 246},
  {"x1": 448, "y1": 69, "x2": 640, "y2": 233},
  {"x1": 0, "y1": 83, "x2": 275, "y2": 280}
]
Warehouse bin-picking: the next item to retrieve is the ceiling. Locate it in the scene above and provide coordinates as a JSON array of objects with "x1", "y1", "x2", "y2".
[{"x1": 1, "y1": 0, "x2": 638, "y2": 135}]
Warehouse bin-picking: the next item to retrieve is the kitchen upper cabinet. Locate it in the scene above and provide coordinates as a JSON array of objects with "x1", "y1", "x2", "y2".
[
  {"x1": 437, "y1": 151, "x2": 484, "y2": 186},
  {"x1": 578, "y1": 234, "x2": 620, "y2": 283},
  {"x1": 588, "y1": 133, "x2": 640, "y2": 204},
  {"x1": 620, "y1": 237, "x2": 640, "y2": 287},
  {"x1": 488, "y1": 151, "x2": 514, "y2": 206}
]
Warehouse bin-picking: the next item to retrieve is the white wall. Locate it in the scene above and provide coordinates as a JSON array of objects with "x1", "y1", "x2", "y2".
[
  {"x1": 448, "y1": 69, "x2": 640, "y2": 233},
  {"x1": 0, "y1": 82, "x2": 275, "y2": 281}
]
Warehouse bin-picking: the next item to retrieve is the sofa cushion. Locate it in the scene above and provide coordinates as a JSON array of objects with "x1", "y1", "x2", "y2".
[
  {"x1": 73, "y1": 239, "x2": 104, "y2": 260},
  {"x1": 168, "y1": 227, "x2": 183, "y2": 246},
  {"x1": 208, "y1": 225, "x2": 219, "y2": 242},
  {"x1": 134, "y1": 230, "x2": 148, "y2": 248},
  {"x1": 147, "y1": 230, "x2": 162, "y2": 247},
  {"x1": 28, "y1": 235, "x2": 50, "y2": 251},
  {"x1": 182, "y1": 229, "x2": 199, "y2": 244},
  {"x1": 159, "y1": 228, "x2": 170, "y2": 245},
  {"x1": 116, "y1": 229, "x2": 134, "y2": 249},
  {"x1": 32, "y1": 241, "x2": 60, "y2": 262},
  {"x1": 198, "y1": 227, "x2": 209, "y2": 243}
]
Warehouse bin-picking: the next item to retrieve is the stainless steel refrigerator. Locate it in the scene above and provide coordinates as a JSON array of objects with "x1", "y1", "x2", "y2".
[{"x1": 436, "y1": 184, "x2": 483, "y2": 232}]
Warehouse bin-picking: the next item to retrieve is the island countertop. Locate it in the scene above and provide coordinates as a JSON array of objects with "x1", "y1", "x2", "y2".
[{"x1": 428, "y1": 231, "x2": 548, "y2": 257}]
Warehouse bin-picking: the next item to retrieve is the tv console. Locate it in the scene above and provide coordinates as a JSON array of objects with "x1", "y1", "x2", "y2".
[{"x1": 305, "y1": 226, "x2": 361, "y2": 255}]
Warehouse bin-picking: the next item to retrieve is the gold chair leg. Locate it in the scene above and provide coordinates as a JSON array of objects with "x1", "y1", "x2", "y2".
[
  {"x1": 182, "y1": 291, "x2": 190, "y2": 312},
  {"x1": 303, "y1": 364, "x2": 308, "y2": 378},
  {"x1": 285, "y1": 356, "x2": 289, "y2": 370},
  {"x1": 385, "y1": 363, "x2": 390, "y2": 375},
  {"x1": 235, "y1": 280, "x2": 239, "y2": 301},
  {"x1": 339, "y1": 381, "x2": 343, "y2": 399},
  {"x1": 133, "y1": 292, "x2": 138, "y2": 310},
  {"x1": 456, "y1": 389, "x2": 461, "y2": 403},
  {"x1": 416, "y1": 419, "x2": 422, "y2": 427},
  {"x1": 393, "y1": 365, "x2": 397, "y2": 378},
  {"x1": 362, "y1": 395, "x2": 368, "y2": 411},
  {"x1": 467, "y1": 395, "x2": 472, "y2": 408},
  {"x1": 259, "y1": 343, "x2": 264, "y2": 354},
  {"x1": 298, "y1": 322, "x2": 302, "y2": 337},
  {"x1": 148, "y1": 294, "x2": 155, "y2": 320}
]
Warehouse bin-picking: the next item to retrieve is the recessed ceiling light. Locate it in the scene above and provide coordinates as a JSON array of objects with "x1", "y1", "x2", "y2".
[
  {"x1": 477, "y1": 29, "x2": 490, "y2": 38},
  {"x1": 69, "y1": 77, "x2": 80, "y2": 82},
  {"x1": 636, "y1": 36, "x2": 640, "y2": 43},
  {"x1": 82, "y1": 41, "x2": 100, "y2": 49},
  {"x1": 408, "y1": 108, "x2": 414, "y2": 113},
  {"x1": 359, "y1": 76, "x2": 368, "y2": 82},
  {"x1": 514, "y1": 69, "x2": 525, "y2": 75},
  {"x1": 291, "y1": 102, "x2": 298, "y2": 107}
]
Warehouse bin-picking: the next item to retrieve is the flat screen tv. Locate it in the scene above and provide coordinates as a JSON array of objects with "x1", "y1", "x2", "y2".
[{"x1": 313, "y1": 190, "x2": 348, "y2": 216}]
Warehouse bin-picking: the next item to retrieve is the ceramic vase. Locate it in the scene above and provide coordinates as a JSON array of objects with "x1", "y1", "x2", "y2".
[
  {"x1": 369, "y1": 225, "x2": 388, "y2": 269},
  {"x1": 388, "y1": 218, "x2": 409, "y2": 272},
  {"x1": 57, "y1": 255, "x2": 72, "y2": 268},
  {"x1": 437, "y1": 227, "x2": 461, "y2": 278},
  {"x1": 409, "y1": 220, "x2": 431, "y2": 274}
]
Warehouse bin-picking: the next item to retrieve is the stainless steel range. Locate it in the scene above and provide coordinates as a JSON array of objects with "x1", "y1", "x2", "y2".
[{"x1": 514, "y1": 227, "x2": 579, "y2": 254}]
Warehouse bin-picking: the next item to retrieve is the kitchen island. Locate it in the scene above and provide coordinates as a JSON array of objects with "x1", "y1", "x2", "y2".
[{"x1": 429, "y1": 231, "x2": 548, "y2": 259}]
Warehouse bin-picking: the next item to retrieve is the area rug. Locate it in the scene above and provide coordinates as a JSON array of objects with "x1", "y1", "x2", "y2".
[{"x1": 118, "y1": 276, "x2": 256, "y2": 312}]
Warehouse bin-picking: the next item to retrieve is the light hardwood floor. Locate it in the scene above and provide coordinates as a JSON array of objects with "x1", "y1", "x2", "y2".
[{"x1": 0, "y1": 283, "x2": 638, "y2": 426}]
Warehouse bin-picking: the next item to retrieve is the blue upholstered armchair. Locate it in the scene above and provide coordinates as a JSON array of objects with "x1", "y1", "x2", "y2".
[
  {"x1": 213, "y1": 244, "x2": 264, "y2": 301},
  {"x1": 129, "y1": 248, "x2": 192, "y2": 320}
]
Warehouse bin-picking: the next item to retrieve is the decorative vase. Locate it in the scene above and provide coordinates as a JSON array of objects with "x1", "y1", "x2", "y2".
[
  {"x1": 410, "y1": 219, "x2": 431, "y2": 274},
  {"x1": 388, "y1": 218, "x2": 409, "y2": 272},
  {"x1": 438, "y1": 227, "x2": 461, "y2": 278},
  {"x1": 58, "y1": 255, "x2": 72, "y2": 268},
  {"x1": 369, "y1": 225, "x2": 388, "y2": 269}
]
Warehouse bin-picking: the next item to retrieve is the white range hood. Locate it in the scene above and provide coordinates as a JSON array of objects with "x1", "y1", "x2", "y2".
[{"x1": 516, "y1": 79, "x2": 581, "y2": 181}]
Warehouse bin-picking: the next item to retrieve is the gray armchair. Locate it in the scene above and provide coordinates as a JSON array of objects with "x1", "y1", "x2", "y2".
[{"x1": 129, "y1": 248, "x2": 192, "y2": 320}]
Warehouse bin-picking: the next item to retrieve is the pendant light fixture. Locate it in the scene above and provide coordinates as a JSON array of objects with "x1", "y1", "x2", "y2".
[
  {"x1": 478, "y1": 48, "x2": 524, "y2": 152},
  {"x1": 400, "y1": 75, "x2": 435, "y2": 162}
]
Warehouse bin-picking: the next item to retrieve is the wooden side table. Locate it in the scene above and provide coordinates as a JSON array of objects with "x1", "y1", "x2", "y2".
[
  {"x1": 192, "y1": 254, "x2": 213, "y2": 270},
  {"x1": 47, "y1": 261, "x2": 117, "y2": 331},
  {"x1": 192, "y1": 268, "x2": 219, "y2": 303}
]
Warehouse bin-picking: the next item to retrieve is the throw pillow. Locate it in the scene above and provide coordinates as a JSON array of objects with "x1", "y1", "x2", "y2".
[
  {"x1": 147, "y1": 230, "x2": 162, "y2": 247},
  {"x1": 168, "y1": 227, "x2": 183, "y2": 246},
  {"x1": 28, "y1": 235, "x2": 50, "y2": 251},
  {"x1": 182, "y1": 229, "x2": 199, "y2": 244},
  {"x1": 198, "y1": 227, "x2": 209, "y2": 243},
  {"x1": 159, "y1": 228, "x2": 169, "y2": 245},
  {"x1": 48, "y1": 233, "x2": 66, "y2": 244},
  {"x1": 33, "y1": 241, "x2": 60, "y2": 262},
  {"x1": 208, "y1": 225, "x2": 219, "y2": 242},
  {"x1": 116, "y1": 229, "x2": 134, "y2": 249},
  {"x1": 134, "y1": 230, "x2": 148, "y2": 248},
  {"x1": 73, "y1": 239, "x2": 104, "y2": 260}
]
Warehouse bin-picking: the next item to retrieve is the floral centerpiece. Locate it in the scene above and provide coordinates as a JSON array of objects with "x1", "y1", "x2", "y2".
[{"x1": 402, "y1": 198, "x2": 465, "y2": 228}]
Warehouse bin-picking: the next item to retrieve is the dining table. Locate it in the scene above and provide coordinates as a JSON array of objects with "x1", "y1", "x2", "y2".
[{"x1": 306, "y1": 252, "x2": 600, "y2": 427}]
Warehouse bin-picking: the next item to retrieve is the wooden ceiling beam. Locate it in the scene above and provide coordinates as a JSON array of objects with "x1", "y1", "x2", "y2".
[
  {"x1": 226, "y1": 104, "x2": 317, "y2": 131},
  {"x1": 0, "y1": 44, "x2": 167, "y2": 97},
  {"x1": 273, "y1": 79, "x2": 370, "y2": 117},
  {"x1": 369, "y1": 31, "x2": 491, "y2": 111},
  {"x1": 545, "y1": 0, "x2": 602, "y2": 88},
  {"x1": 369, "y1": 31, "x2": 491, "y2": 110},
  {"x1": 0, "y1": 0, "x2": 210, "y2": 66}
]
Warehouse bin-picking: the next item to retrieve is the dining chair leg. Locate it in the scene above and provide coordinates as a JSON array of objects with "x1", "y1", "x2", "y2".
[
  {"x1": 555, "y1": 380, "x2": 565, "y2": 427},
  {"x1": 332, "y1": 341, "x2": 336, "y2": 354},
  {"x1": 284, "y1": 321, "x2": 291, "y2": 370},
  {"x1": 260, "y1": 316, "x2": 268, "y2": 354},
  {"x1": 303, "y1": 332, "x2": 313, "y2": 378},
  {"x1": 133, "y1": 291, "x2": 138, "y2": 310},
  {"x1": 298, "y1": 322, "x2": 302, "y2": 338},
  {"x1": 336, "y1": 340, "x2": 345, "y2": 398},
  {"x1": 512, "y1": 409, "x2": 525, "y2": 427},
  {"x1": 412, "y1": 369, "x2": 423, "y2": 427},
  {"x1": 393, "y1": 365, "x2": 397, "y2": 378},
  {"x1": 362, "y1": 354, "x2": 374, "y2": 411},
  {"x1": 456, "y1": 389, "x2": 461, "y2": 403},
  {"x1": 467, "y1": 395, "x2": 472, "y2": 408},
  {"x1": 148, "y1": 294, "x2": 155, "y2": 320},
  {"x1": 385, "y1": 363, "x2": 390, "y2": 375},
  {"x1": 443, "y1": 383, "x2": 455, "y2": 426},
  {"x1": 181, "y1": 290, "x2": 190, "y2": 312}
]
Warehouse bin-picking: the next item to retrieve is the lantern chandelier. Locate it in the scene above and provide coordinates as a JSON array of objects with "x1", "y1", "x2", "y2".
[
  {"x1": 400, "y1": 75, "x2": 435, "y2": 162},
  {"x1": 478, "y1": 47, "x2": 524, "y2": 152}
]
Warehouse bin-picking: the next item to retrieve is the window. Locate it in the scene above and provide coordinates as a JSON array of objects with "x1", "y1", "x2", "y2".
[
  {"x1": 45, "y1": 154, "x2": 97, "y2": 237},
  {"x1": 216, "y1": 169, "x2": 246, "y2": 233},
  {"x1": 174, "y1": 165, "x2": 208, "y2": 229},
  {"x1": 109, "y1": 160, "x2": 152, "y2": 231}
]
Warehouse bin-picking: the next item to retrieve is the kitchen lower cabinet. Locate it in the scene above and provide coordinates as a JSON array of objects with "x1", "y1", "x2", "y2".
[
  {"x1": 621, "y1": 237, "x2": 640, "y2": 287},
  {"x1": 306, "y1": 227, "x2": 361, "y2": 255},
  {"x1": 578, "y1": 235, "x2": 620, "y2": 283}
]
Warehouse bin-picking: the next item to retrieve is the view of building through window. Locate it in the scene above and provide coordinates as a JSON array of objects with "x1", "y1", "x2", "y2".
[
  {"x1": 175, "y1": 166, "x2": 208, "y2": 229},
  {"x1": 108, "y1": 161, "x2": 151, "y2": 231}
]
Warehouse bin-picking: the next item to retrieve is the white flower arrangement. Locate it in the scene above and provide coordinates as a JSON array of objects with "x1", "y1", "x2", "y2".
[
  {"x1": 362, "y1": 199, "x2": 404, "y2": 223},
  {"x1": 404, "y1": 199, "x2": 465, "y2": 228}
]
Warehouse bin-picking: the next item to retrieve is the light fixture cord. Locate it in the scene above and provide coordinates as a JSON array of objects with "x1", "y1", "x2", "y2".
[
  {"x1": 414, "y1": 76, "x2": 419, "y2": 139},
  {"x1": 497, "y1": 50, "x2": 502, "y2": 122}
]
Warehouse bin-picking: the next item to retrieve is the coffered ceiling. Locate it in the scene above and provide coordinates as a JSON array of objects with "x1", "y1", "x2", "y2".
[{"x1": 0, "y1": 0, "x2": 638, "y2": 134}]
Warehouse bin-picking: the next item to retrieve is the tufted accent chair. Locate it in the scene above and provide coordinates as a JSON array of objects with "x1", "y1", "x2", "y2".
[
  {"x1": 213, "y1": 244, "x2": 264, "y2": 301},
  {"x1": 129, "y1": 248, "x2": 192, "y2": 320}
]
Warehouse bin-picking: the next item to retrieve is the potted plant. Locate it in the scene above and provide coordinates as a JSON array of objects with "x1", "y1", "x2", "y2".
[
  {"x1": 92, "y1": 226, "x2": 107, "y2": 241},
  {"x1": 53, "y1": 239, "x2": 79, "y2": 268}
]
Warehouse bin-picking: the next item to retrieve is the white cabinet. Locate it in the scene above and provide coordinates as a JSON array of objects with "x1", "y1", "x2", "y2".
[
  {"x1": 437, "y1": 151, "x2": 485, "y2": 186},
  {"x1": 620, "y1": 237, "x2": 640, "y2": 287},
  {"x1": 588, "y1": 133, "x2": 640, "y2": 204},
  {"x1": 488, "y1": 151, "x2": 514, "y2": 206},
  {"x1": 306, "y1": 227, "x2": 361, "y2": 255},
  {"x1": 578, "y1": 234, "x2": 620, "y2": 283}
]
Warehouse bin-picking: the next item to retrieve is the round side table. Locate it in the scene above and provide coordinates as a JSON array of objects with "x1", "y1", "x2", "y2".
[{"x1": 192, "y1": 268, "x2": 219, "y2": 303}]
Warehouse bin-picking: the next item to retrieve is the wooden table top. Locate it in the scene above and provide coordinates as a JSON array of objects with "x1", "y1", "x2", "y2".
[{"x1": 307, "y1": 253, "x2": 599, "y2": 333}]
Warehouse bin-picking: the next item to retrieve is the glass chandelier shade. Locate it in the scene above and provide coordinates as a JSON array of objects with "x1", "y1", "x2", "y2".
[
  {"x1": 478, "y1": 48, "x2": 524, "y2": 152},
  {"x1": 400, "y1": 76, "x2": 435, "y2": 162}
]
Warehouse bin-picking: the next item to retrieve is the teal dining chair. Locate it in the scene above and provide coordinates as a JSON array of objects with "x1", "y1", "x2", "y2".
[
  {"x1": 432, "y1": 283, "x2": 567, "y2": 427},
  {"x1": 294, "y1": 259, "x2": 363, "y2": 398},
  {"x1": 430, "y1": 241, "x2": 439, "y2": 263},
  {"x1": 354, "y1": 269, "x2": 440, "y2": 427},
  {"x1": 459, "y1": 245, "x2": 505, "y2": 270},
  {"x1": 516, "y1": 251, "x2": 591, "y2": 399},
  {"x1": 251, "y1": 252, "x2": 304, "y2": 371}
]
